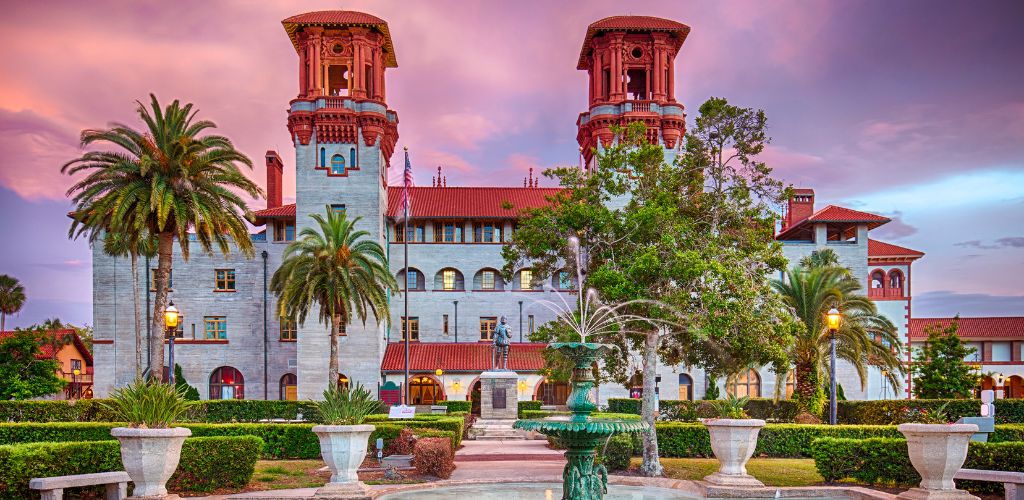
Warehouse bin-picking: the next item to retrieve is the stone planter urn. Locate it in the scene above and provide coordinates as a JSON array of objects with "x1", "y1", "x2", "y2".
[
  {"x1": 897, "y1": 423, "x2": 980, "y2": 500},
  {"x1": 110, "y1": 427, "x2": 191, "y2": 498},
  {"x1": 312, "y1": 424, "x2": 376, "y2": 498},
  {"x1": 703, "y1": 418, "x2": 766, "y2": 487}
]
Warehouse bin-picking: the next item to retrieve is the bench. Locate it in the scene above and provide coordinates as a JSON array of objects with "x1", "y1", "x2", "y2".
[
  {"x1": 29, "y1": 471, "x2": 130, "y2": 500},
  {"x1": 956, "y1": 469, "x2": 1024, "y2": 500}
]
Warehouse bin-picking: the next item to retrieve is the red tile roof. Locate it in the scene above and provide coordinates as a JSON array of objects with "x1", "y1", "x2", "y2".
[
  {"x1": 381, "y1": 342, "x2": 547, "y2": 372},
  {"x1": 909, "y1": 317, "x2": 1024, "y2": 339},
  {"x1": 281, "y1": 11, "x2": 397, "y2": 67},
  {"x1": 578, "y1": 16, "x2": 691, "y2": 69},
  {"x1": 252, "y1": 204, "x2": 296, "y2": 219},
  {"x1": 776, "y1": 204, "x2": 890, "y2": 240},
  {"x1": 792, "y1": 188, "x2": 815, "y2": 196},
  {"x1": 868, "y1": 239, "x2": 925, "y2": 259},
  {"x1": 0, "y1": 328, "x2": 93, "y2": 364},
  {"x1": 386, "y1": 187, "x2": 562, "y2": 219}
]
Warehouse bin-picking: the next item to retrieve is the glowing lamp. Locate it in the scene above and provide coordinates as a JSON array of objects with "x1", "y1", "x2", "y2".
[
  {"x1": 826, "y1": 308, "x2": 842, "y2": 332},
  {"x1": 435, "y1": 368, "x2": 444, "y2": 377},
  {"x1": 164, "y1": 302, "x2": 180, "y2": 329},
  {"x1": 518, "y1": 380, "x2": 528, "y2": 392},
  {"x1": 73, "y1": 369, "x2": 81, "y2": 376}
]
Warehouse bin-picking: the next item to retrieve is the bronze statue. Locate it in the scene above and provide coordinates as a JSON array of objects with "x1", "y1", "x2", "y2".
[{"x1": 492, "y1": 315, "x2": 512, "y2": 370}]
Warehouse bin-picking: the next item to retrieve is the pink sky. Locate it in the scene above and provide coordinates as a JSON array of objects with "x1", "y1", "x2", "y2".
[{"x1": 1, "y1": 0, "x2": 1022, "y2": 327}]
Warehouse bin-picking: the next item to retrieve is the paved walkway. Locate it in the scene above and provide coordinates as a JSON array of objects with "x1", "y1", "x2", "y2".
[{"x1": 451, "y1": 439, "x2": 565, "y2": 480}]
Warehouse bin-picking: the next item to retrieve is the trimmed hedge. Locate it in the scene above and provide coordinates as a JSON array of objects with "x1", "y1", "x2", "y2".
[
  {"x1": 837, "y1": 399, "x2": 1024, "y2": 425},
  {"x1": 611, "y1": 398, "x2": 799, "y2": 422},
  {"x1": 518, "y1": 400, "x2": 542, "y2": 418},
  {"x1": 598, "y1": 433, "x2": 633, "y2": 472},
  {"x1": 811, "y1": 437, "x2": 1024, "y2": 495},
  {"x1": 0, "y1": 399, "x2": 324, "y2": 423},
  {"x1": 608, "y1": 398, "x2": 642, "y2": 415},
  {"x1": 437, "y1": 400, "x2": 471, "y2": 413},
  {"x1": 0, "y1": 436, "x2": 261, "y2": 499}
]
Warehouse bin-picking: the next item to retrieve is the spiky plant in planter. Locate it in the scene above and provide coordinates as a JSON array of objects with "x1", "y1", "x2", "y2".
[
  {"x1": 899, "y1": 401, "x2": 979, "y2": 497},
  {"x1": 710, "y1": 395, "x2": 750, "y2": 420},
  {"x1": 312, "y1": 383, "x2": 379, "y2": 497},
  {"x1": 105, "y1": 378, "x2": 194, "y2": 497},
  {"x1": 703, "y1": 394, "x2": 766, "y2": 487}
]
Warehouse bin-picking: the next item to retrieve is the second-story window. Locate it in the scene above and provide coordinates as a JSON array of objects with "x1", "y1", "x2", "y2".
[
  {"x1": 528, "y1": 315, "x2": 535, "y2": 335},
  {"x1": 402, "y1": 317, "x2": 419, "y2": 341},
  {"x1": 405, "y1": 270, "x2": 420, "y2": 291},
  {"x1": 480, "y1": 317, "x2": 497, "y2": 341},
  {"x1": 396, "y1": 223, "x2": 425, "y2": 242},
  {"x1": 435, "y1": 222, "x2": 463, "y2": 243},
  {"x1": 171, "y1": 315, "x2": 185, "y2": 338},
  {"x1": 280, "y1": 318, "x2": 297, "y2": 341},
  {"x1": 215, "y1": 269, "x2": 236, "y2": 292},
  {"x1": 481, "y1": 271, "x2": 495, "y2": 290},
  {"x1": 274, "y1": 221, "x2": 295, "y2": 242},
  {"x1": 519, "y1": 269, "x2": 533, "y2": 290},
  {"x1": 330, "y1": 204, "x2": 346, "y2": 215},
  {"x1": 330, "y1": 154, "x2": 345, "y2": 175},
  {"x1": 558, "y1": 271, "x2": 573, "y2": 290},
  {"x1": 442, "y1": 269, "x2": 457, "y2": 290},
  {"x1": 473, "y1": 222, "x2": 502, "y2": 243},
  {"x1": 204, "y1": 316, "x2": 227, "y2": 340}
]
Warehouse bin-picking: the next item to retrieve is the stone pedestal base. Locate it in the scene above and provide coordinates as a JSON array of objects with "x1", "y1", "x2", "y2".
[
  {"x1": 314, "y1": 481, "x2": 371, "y2": 500},
  {"x1": 703, "y1": 471, "x2": 766, "y2": 487},
  {"x1": 479, "y1": 371, "x2": 519, "y2": 421},
  {"x1": 897, "y1": 487, "x2": 980, "y2": 500},
  {"x1": 469, "y1": 418, "x2": 528, "y2": 440}
]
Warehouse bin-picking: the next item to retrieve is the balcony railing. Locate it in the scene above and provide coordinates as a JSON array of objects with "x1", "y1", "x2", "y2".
[
  {"x1": 625, "y1": 100, "x2": 653, "y2": 113},
  {"x1": 868, "y1": 287, "x2": 905, "y2": 299}
]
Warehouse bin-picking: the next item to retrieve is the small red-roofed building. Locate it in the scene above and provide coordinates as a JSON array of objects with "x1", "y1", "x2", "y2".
[{"x1": 0, "y1": 328, "x2": 93, "y2": 399}]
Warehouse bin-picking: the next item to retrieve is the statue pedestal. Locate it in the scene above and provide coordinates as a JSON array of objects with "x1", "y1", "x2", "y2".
[{"x1": 470, "y1": 371, "x2": 527, "y2": 441}]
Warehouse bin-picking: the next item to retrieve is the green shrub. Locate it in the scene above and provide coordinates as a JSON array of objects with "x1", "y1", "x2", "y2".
[
  {"x1": 364, "y1": 414, "x2": 464, "y2": 448},
  {"x1": 0, "y1": 436, "x2": 261, "y2": 499},
  {"x1": 437, "y1": 400, "x2": 471, "y2": 413},
  {"x1": 0, "y1": 399, "x2": 323, "y2": 423},
  {"x1": 102, "y1": 379, "x2": 194, "y2": 428},
  {"x1": 744, "y1": 399, "x2": 800, "y2": 422},
  {"x1": 607, "y1": 398, "x2": 641, "y2": 415},
  {"x1": 518, "y1": 400, "x2": 542, "y2": 418},
  {"x1": 659, "y1": 400, "x2": 699, "y2": 421},
  {"x1": 811, "y1": 437, "x2": 1024, "y2": 495},
  {"x1": 656, "y1": 423, "x2": 906, "y2": 458},
  {"x1": 599, "y1": 433, "x2": 634, "y2": 472},
  {"x1": 837, "y1": 399, "x2": 1024, "y2": 425},
  {"x1": 318, "y1": 384, "x2": 377, "y2": 425}
]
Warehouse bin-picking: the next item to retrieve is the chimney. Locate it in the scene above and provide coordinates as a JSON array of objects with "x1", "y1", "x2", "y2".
[
  {"x1": 784, "y1": 188, "x2": 815, "y2": 230},
  {"x1": 265, "y1": 150, "x2": 284, "y2": 209}
]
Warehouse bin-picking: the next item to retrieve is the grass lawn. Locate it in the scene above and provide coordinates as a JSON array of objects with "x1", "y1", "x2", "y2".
[
  {"x1": 631, "y1": 458, "x2": 823, "y2": 487},
  {"x1": 250, "y1": 460, "x2": 326, "y2": 490}
]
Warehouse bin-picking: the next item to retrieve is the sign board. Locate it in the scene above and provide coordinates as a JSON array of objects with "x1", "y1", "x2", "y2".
[
  {"x1": 388, "y1": 405, "x2": 416, "y2": 419},
  {"x1": 493, "y1": 388, "x2": 507, "y2": 409}
]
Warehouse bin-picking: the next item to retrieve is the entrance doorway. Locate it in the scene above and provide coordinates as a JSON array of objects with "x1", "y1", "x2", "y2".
[
  {"x1": 470, "y1": 380, "x2": 481, "y2": 415},
  {"x1": 410, "y1": 375, "x2": 444, "y2": 405}
]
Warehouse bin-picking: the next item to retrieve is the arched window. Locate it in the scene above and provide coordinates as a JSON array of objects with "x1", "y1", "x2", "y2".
[
  {"x1": 516, "y1": 269, "x2": 535, "y2": 290},
  {"x1": 473, "y1": 268, "x2": 505, "y2": 291},
  {"x1": 398, "y1": 268, "x2": 425, "y2": 291},
  {"x1": 727, "y1": 369, "x2": 761, "y2": 398},
  {"x1": 280, "y1": 373, "x2": 297, "y2": 401},
  {"x1": 320, "y1": 147, "x2": 326, "y2": 168},
  {"x1": 434, "y1": 268, "x2": 465, "y2": 291},
  {"x1": 210, "y1": 366, "x2": 244, "y2": 400},
  {"x1": 888, "y1": 270, "x2": 904, "y2": 289},
  {"x1": 553, "y1": 269, "x2": 576, "y2": 290},
  {"x1": 678, "y1": 373, "x2": 694, "y2": 401},
  {"x1": 338, "y1": 373, "x2": 350, "y2": 391},
  {"x1": 784, "y1": 372, "x2": 796, "y2": 399},
  {"x1": 870, "y1": 270, "x2": 885, "y2": 289},
  {"x1": 349, "y1": 147, "x2": 356, "y2": 169},
  {"x1": 330, "y1": 154, "x2": 345, "y2": 175},
  {"x1": 536, "y1": 379, "x2": 570, "y2": 406},
  {"x1": 410, "y1": 375, "x2": 443, "y2": 405}
]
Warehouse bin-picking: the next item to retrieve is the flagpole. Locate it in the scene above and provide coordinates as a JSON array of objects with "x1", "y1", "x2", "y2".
[{"x1": 403, "y1": 148, "x2": 411, "y2": 406}]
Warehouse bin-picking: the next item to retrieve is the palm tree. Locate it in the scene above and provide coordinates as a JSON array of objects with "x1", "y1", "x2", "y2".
[
  {"x1": 63, "y1": 94, "x2": 262, "y2": 382},
  {"x1": 104, "y1": 231, "x2": 157, "y2": 377},
  {"x1": 772, "y1": 263, "x2": 903, "y2": 410},
  {"x1": 0, "y1": 275, "x2": 26, "y2": 332},
  {"x1": 271, "y1": 207, "x2": 396, "y2": 388}
]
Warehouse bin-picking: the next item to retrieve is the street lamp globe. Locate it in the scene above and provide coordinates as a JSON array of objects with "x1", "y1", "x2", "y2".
[
  {"x1": 164, "y1": 302, "x2": 180, "y2": 329},
  {"x1": 435, "y1": 368, "x2": 444, "y2": 377},
  {"x1": 826, "y1": 307, "x2": 842, "y2": 331}
]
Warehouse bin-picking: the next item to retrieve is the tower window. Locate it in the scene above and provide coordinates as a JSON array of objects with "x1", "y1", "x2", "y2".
[
  {"x1": 328, "y1": 65, "x2": 349, "y2": 96},
  {"x1": 330, "y1": 154, "x2": 345, "y2": 175},
  {"x1": 627, "y1": 68, "x2": 649, "y2": 100},
  {"x1": 320, "y1": 148, "x2": 326, "y2": 168},
  {"x1": 350, "y1": 147, "x2": 356, "y2": 169},
  {"x1": 631, "y1": 47, "x2": 643, "y2": 59}
]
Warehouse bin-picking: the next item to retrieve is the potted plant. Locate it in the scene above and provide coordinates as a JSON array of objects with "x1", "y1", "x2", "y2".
[
  {"x1": 702, "y1": 395, "x2": 766, "y2": 487},
  {"x1": 898, "y1": 403, "x2": 980, "y2": 500},
  {"x1": 103, "y1": 378, "x2": 194, "y2": 498},
  {"x1": 312, "y1": 383, "x2": 379, "y2": 497}
]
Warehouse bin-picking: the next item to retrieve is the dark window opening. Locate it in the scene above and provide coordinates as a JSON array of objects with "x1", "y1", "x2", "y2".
[
  {"x1": 627, "y1": 68, "x2": 648, "y2": 100},
  {"x1": 328, "y1": 65, "x2": 349, "y2": 96}
]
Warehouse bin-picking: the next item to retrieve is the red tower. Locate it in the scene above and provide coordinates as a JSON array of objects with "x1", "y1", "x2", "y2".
[{"x1": 576, "y1": 16, "x2": 691, "y2": 166}]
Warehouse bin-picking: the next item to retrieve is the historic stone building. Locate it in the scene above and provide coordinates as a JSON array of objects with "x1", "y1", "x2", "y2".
[{"x1": 93, "y1": 11, "x2": 941, "y2": 405}]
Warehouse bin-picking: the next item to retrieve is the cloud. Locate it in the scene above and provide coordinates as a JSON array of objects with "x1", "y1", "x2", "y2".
[
  {"x1": 996, "y1": 237, "x2": 1024, "y2": 248},
  {"x1": 432, "y1": 113, "x2": 500, "y2": 149},
  {"x1": 0, "y1": 109, "x2": 81, "y2": 200},
  {"x1": 954, "y1": 237, "x2": 1024, "y2": 251},
  {"x1": 871, "y1": 210, "x2": 917, "y2": 239},
  {"x1": 914, "y1": 291, "x2": 1024, "y2": 318}
]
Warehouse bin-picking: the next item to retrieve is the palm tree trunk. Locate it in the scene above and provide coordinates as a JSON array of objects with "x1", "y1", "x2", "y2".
[
  {"x1": 131, "y1": 252, "x2": 142, "y2": 378},
  {"x1": 795, "y1": 359, "x2": 819, "y2": 411},
  {"x1": 639, "y1": 328, "x2": 663, "y2": 477},
  {"x1": 328, "y1": 313, "x2": 340, "y2": 390},
  {"x1": 149, "y1": 232, "x2": 173, "y2": 382}
]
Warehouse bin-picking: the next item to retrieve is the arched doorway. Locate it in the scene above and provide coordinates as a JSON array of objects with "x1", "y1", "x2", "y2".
[
  {"x1": 210, "y1": 366, "x2": 244, "y2": 400},
  {"x1": 1008, "y1": 376, "x2": 1024, "y2": 399},
  {"x1": 727, "y1": 369, "x2": 761, "y2": 398},
  {"x1": 678, "y1": 374, "x2": 694, "y2": 401},
  {"x1": 280, "y1": 373, "x2": 297, "y2": 401},
  {"x1": 469, "y1": 380, "x2": 481, "y2": 415},
  {"x1": 338, "y1": 373, "x2": 349, "y2": 391},
  {"x1": 536, "y1": 379, "x2": 571, "y2": 406},
  {"x1": 410, "y1": 375, "x2": 444, "y2": 405}
]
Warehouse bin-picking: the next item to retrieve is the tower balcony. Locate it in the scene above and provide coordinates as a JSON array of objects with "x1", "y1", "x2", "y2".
[
  {"x1": 289, "y1": 96, "x2": 398, "y2": 123},
  {"x1": 577, "y1": 99, "x2": 684, "y2": 126}
]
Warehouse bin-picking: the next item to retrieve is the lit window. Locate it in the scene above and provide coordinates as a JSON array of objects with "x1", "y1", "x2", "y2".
[
  {"x1": 338, "y1": 373, "x2": 350, "y2": 391},
  {"x1": 442, "y1": 269, "x2": 456, "y2": 290},
  {"x1": 520, "y1": 269, "x2": 533, "y2": 290},
  {"x1": 480, "y1": 317, "x2": 497, "y2": 341},
  {"x1": 401, "y1": 317, "x2": 419, "y2": 341},
  {"x1": 330, "y1": 154, "x2": 345, "y2": 175},
  {"x1": 727, "y1": 369, "x2": 761, "y2": 398},
  {"x1": 210, "y1": 366, "x2": 244, "y2": 399},
  {"x1": 678, "y1": 373, "x2": 693, "y2": 401},
  {"x1": 330, "y1": 204, "x2": 346, "y2": 214},
  {"x1": 171, "y1": 315, "x2": 185, "y2": 338},
  {"x1": 150, "y1": 269, "x2": 172, "y2": 291},
  {"x1": 481, "y1": 271, "x2": 495, "y2": 290},
  {"x1": 204, "y1": 316, "x2": 227, "y2": 340},
  {"x1": 215, "y1": 269, "x2": 236, "y2": 291},
  {"x1": 280, "y1": 318, "x2": 297, "y2": 341}
]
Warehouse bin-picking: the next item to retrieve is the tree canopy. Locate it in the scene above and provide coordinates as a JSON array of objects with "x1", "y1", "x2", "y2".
[
  {"x1": 0, "y1": 328, "x2": 66, "y2": 400},
  {"x1": 912, "y1": 318, "x2": 978, "y2": 399}
]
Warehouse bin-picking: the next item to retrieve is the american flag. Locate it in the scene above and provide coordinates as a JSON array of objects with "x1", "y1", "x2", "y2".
[{"x1": 398, "y1": 147, "x2": 413, "y2": 220}]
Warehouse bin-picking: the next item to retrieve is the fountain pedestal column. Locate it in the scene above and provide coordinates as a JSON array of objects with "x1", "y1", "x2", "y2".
[{"x1": 470, "y1": 371, "x2": 527, "y2": 440}]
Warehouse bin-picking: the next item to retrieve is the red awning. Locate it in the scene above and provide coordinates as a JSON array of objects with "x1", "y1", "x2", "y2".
[{"x1": 381, "y1": 342, "x2": 547, "y2": 372}]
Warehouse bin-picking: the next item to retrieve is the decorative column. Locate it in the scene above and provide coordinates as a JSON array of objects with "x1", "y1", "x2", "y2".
[
  {"x1": 310, "y1": 29, "x2": 323, "y2": 96},
  {"x1": 610, "y1": 35, "x2": 624, "y2": 101},
  {"x1": 666, "y1": 52, "x2": 675, "y2": 101},
  {"x1": 299, "y1": 41, "x2": 308, "y2": 97}
]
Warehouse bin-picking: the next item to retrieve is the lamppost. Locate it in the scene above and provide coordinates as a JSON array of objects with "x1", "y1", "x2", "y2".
[
  {"x1": 826, "y1": 307, "x2": 843, "y2": 425},
  {"x1": 164, "y1": 301, "x2": 180, "y2": 385},
  {"x1": 435, "y1": 368, "x2": 444, "y2": 403},
  {"x1": 453, "y1": 300, "x2": 458, "y2": 343},
  {"x1": 72, "y1": 368, "x2": 81, "y2": 399},
  {"x1": 995, "y1": 373, "x2": 1006, "y2": 399}
]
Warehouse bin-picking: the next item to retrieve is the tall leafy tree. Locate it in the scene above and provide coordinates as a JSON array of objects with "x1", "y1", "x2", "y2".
[
  {"x1": 63, "y1": 94, "x2": 262, "y2": 382},
  {"x1": 772, "y1": 256, "x2": 903, "y2": 411},
  {"x1": 0, "y1": 274, "x2": 26, "y2": 332},
  {"x1": 505, "y1": 98, "x2": 794, "y2": 476},
  {"x1": 271, "y1": 208, "x2": 396, "y2": 389},
  {"x1": 0, "y1": 328, "x2": 66, "y2": 399},
  {"x1": 32, "y1": 318, "x2": 76, "y2": 362},
  {"x1": 103, "y1": 231, "x2": 157, "y2": 377},
  {"x1": 912, "y1": 318, "x2": 978, "y2": 399}
]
